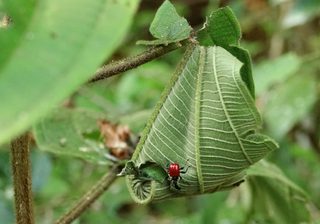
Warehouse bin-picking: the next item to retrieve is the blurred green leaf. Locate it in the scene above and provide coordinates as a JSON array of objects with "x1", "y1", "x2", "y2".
[
  {"x1": 116, "y1": 62, "x2": 172, "y2": 112},
  {"x1": 33, "y1": 108, "x2": 112, "y2": 164},
  {"x1": 199, "y1": 192, "x2": 230, "y2": 224},
  {"x1": 120, "y1": 109, "x2": 152, "y2": 133},
  {"x1": 246, "y1": 160, "x2": 311, "y2": 223},
  {"x1": 40, "y1": 171, "x2": 70, "y2": 198},
  {"x1": 0, "y1": 196, "x2": 14, "y2": 224},
  {"x1": 254, "y1": 53, "x2": 302, "y2": 95},
  {"x1": 263, "y1": 74, "x2": 317, "y2": 139},
  {"x1": 137, "y1": 0, "x2": 192, "y2": 45},
  {"x1": 31, "y1": 150, "x2": 52, "y2": 193},
  {"x1": 0, "y1": 0, "x2": 139, "y2": 145}
]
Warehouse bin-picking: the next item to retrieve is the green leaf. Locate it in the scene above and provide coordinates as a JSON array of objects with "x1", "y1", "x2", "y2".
[
  {"x1": 254, "y1": 53, "x2": 301, "y2": 95},
  {"x1": 137, "y1": 0, "x2": 192, "y2": 46},
  {"x1": 228, "y1": 46, "x2": 255, "y2": 98},
  {"x1": 124, "y1": 45, "x2": 277, "y2": 204},
  {"x1": 33, "y1": 108, "x2": 112, "y2": 165},
  {"x1": 246, "y1": 160, "x2": 311, "y2": 223},
  {"x1": 0, "y1": 0, "x2": 139, "y2": 145},
  {"x1": 198, "y1": 6, "x2": 241, "y2": 47},
  {"x1": 197, "y1": 7, "x2": 255, "y2": 98},
  {"x1": 263, "y1": 74, "x2": 317, "y2": 139}
]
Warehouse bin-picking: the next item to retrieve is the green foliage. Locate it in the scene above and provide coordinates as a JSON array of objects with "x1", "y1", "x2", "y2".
[
  {"x1": 198, "y1": 7, "x2": 255, "y2": 98},
  {"x1": 1, "y1": 0, "x2": 320, "y2": 223},
  {"x1": 126, "y1": 45, "x2": 277, "y2": 203},
  {"x1": 246, "y1": 160, "x2": 311, "y2": 223},
  {"x1": 137, "y1": 0, "x2": 192, "y2": 45},
  {"x1": 0, "y1": 0, "x2": 139, "y2": 145},
  {"x1": 264, "y1": 74, "x2": 317, "y2": 139},
  {"x1": 33, "y1": 108, "x2": 111, "y2": 164},
  {"x1": 254, "y1": 53, "x2": 302, "y2": 94},
  {"x1": 0, "y1": 198, "x2": 14, "y2": 224},
  {"x1": 198, "y1": 7, "x2": 241, "y2": 47}
]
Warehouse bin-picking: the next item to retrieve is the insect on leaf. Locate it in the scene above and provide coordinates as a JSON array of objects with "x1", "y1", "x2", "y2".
[{"x1": 124, "y1": 44, "x2": 278, "y2": 204}]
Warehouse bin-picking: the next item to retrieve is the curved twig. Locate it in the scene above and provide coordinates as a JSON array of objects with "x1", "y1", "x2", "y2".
[
  {"x1": 89, "y1": 42, "x2": 184, "y2": 83},
  {"x1": 55, "y1": 164, "x2": 123, "y2": 224}
]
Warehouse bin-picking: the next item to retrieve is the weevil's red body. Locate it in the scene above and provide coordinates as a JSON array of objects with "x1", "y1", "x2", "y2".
[
  {"x1": 167, "y1": 162, "x2": 189, "y2": 190},
  {"x1": 168, "y1": 163, "x2": 180, "y2": 178}
]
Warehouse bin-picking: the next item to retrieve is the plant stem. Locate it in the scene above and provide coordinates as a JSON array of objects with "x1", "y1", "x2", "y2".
[
  {"x1": 55, "y1": 164, "x2": 123, "y2": 224},
  {"x1": 89, "y1": 42, "x2": 184, "y2": 82},
  {"x1": 10, "y1": 133, "x2": 34, "y2": 224}
]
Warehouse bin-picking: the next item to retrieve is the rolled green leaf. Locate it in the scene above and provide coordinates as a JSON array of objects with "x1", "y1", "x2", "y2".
[{"x1": 125, "y1": 44, "x2": 278, "y2": 204}]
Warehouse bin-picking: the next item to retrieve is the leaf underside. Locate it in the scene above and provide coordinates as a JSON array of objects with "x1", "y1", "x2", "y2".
[
  {"x1": 33, "y1": 108, "x2": 111, "y2": 165},
  {"x1": 126, "y1": 45, "x2": 277, "y2": 203}
]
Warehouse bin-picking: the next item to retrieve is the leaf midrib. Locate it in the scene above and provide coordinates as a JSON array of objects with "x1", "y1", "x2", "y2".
[
  {"x1": 211, "y1": 47, "x2": 253, "y2": 164},
  {"x1": 195, "y1": 46, "x2": 205, "y2": 193}
]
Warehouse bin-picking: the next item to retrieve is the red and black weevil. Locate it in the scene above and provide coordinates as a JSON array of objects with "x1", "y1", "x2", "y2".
[{"x1": 166, "y1": 162, "x2": 189, "y2": 190}]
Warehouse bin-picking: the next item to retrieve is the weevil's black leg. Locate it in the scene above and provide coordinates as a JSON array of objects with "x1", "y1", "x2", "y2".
[
  {"x1": 232, "y1": 179, "x2": 245, "y2": 187},
  {"x1": 180, "y1": 159, "x2": 190, "y2": 174},
  {"x1": 180, "y1": 165, "x2": 190, "y2": 174},
  {"x1": 173, "y1": 179, "x2": 181, "y2": 190}
]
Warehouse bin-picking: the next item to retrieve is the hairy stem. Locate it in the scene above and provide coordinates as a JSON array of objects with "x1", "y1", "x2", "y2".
[
  {"x1": 55, "y1": 164, "x2": 123, "y2": 224},
  {"x1": 89, "y1": 42, "x2": 184, "y2": 82},
  {"x1": 10, "y1": 133, "x2": 34, "y2": 224}
]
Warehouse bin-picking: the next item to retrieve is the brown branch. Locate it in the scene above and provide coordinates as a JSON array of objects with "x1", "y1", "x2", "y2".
[
  {"x1": 89, "y1": 42, "x2": 184, "y2": 83},
  {"x1": 10, "y1": 133, "x2": 34, "y2": 224},
  {"x1": 55, "y1": 164, "x2": 123, "y2": 224}
]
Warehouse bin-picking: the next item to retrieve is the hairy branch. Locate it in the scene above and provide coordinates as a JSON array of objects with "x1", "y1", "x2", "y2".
[
  {"x1": 10, "y1": 133, "x2": 34, "y2": 224},
  {"x1": 89, "y1": 42, "x2": 184, "y2": 82},
  {"x1": 55, "y1": 164, "x2": 123, "y2": 224}
]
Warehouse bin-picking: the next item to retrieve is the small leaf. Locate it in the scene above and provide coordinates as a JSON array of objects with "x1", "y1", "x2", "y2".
[
  {"x1": 246, "y1": 160, "x2": 311, "y2": 223},
  {"x1": 137, "y1": 0, "x2": 192, "y2": 45},
  {"x1": 198, "y1": 6, "x2": 241, "y2": 47},
  {"x1": 125, "y1": 45, "x2": 277, "y2": 203},
  {"x1": 263, "y1": 74, "x2": 317, "y2": 139},
  {"x1": 0, "y1": 0, "x2": 139, "y2": 145},
  {"x1": 33, "y1": 108, "x2": 113, "y2": 164}
]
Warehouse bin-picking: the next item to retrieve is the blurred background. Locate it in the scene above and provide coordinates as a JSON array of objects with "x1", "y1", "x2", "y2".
[{"x1": 1, "y1": 0, "x2": 320, "y2": 223}]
